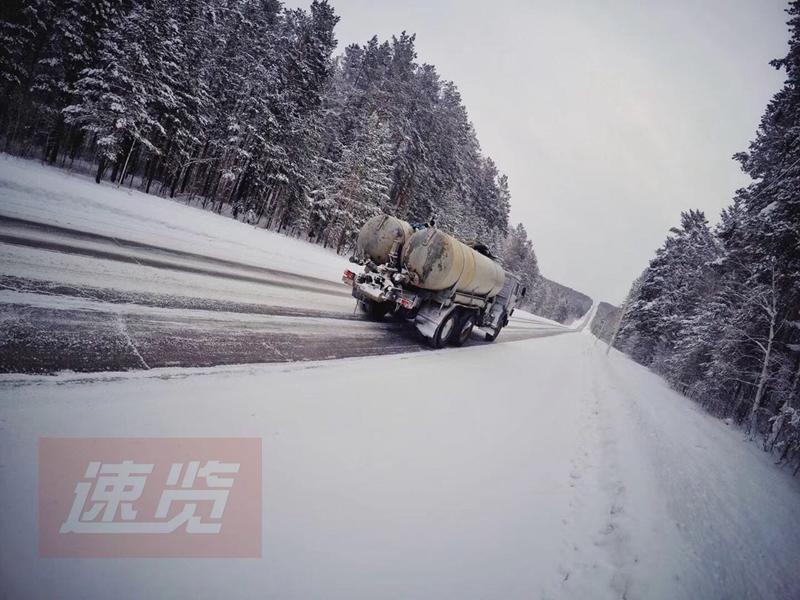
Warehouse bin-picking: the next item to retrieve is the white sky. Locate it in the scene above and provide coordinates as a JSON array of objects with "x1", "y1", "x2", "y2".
[{"x1": 287, "y1": 0, "x2": 789, "y2": 303}]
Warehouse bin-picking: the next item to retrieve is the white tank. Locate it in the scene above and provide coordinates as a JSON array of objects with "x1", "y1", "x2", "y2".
[
  {"x1": 355, "y1": 214, "x2": 414, "y2": 265},
  {"x1": 401, "y1": 228, "x2": 505, "y2": 298}
]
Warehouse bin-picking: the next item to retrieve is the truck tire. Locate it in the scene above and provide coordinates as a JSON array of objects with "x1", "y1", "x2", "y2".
[
  {"x1": 360, "y1": 299, "x2": 389, "y2": 321},
  {"x1": 431, "y1": 310, "x2": 459, "y2": 348},
  {"x1": 484, "y1": 326, "x2": 502, "y2": 342},
  {"x1": 452, "y1": 311, "x2": 476, "y2": 347}
]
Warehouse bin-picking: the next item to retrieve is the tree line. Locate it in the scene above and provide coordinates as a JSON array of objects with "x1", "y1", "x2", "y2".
[
  {"x1": 528, "y1": 275, "x2": 592, "y2": 325},
  {"x1": 613, "y1": 1, "x2": 800, "y2": 473},
  {"x1": 0, "y1": 0, "x2": 542, "y2": 280}
]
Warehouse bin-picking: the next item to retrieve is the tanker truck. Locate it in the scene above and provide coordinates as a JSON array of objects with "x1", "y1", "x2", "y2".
[{"x1": 342, "y1": 214, "x2": 526, "y2": 348}]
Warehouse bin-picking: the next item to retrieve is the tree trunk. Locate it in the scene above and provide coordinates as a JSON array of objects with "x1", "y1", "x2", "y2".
[
  {"x1": 126, "y1": 146, "x2": 141, "y2": 187},
  {"x1": 145, "y1": 156, "x2": 159, "y2": 194},
  {"x1": 110, "y1": 157, "x2": 121, "y2": 183},
  {"x1": 200, "y1": 160, "x2": 217, "y2": 200},
  {"x1": 749, "y1": 307, "x2": 776, "y2": 439},
  {"x1": 765, "y1": 402, "x2": 788, "y2": 452},
  {"x1": 45, "y1": 117, "x2": 64, "y2": 164},
  {"x1": 117, "y1": 140, "x2": 136, "y2": 188},
  {"x1": 95, "y1": 158, "x2": 106, "y2": 184}
]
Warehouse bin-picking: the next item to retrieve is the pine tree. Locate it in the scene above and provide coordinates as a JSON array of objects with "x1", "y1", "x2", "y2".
[
  {"x1": 727, "y1": 0, "x2": 800, "y2": 418},
  {"x1": 318, "y1": 112, "x2": 393, "y2": 251},
  {"x1": 502, "y1": 223, "x2": 540, "y2": 296},
  {"x1": 64, "y1": 0, "x2": 187, "y2": 182},
  {"x1": 613, "y1": 1, "x2": 800, "y2": 451},
  {"x1": 1, "y1": 0, "x2": 519, "y2": 273},
  {"x1": 617, "y1": 210, "x2": 720, "y2": 368}
]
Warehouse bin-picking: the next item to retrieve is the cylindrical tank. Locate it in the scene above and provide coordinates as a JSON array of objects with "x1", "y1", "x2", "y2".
[
  {"x1": 355, "y1": 214, "x2": 414, "y2": 265},
  {"x1": 401, "y1": 228, "x2": 505, "y2": 297}
]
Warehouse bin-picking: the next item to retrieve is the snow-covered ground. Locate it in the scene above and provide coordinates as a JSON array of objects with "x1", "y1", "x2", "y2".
[
  {"x1": 0, "y1": 154, "x2": 351, "y2": 283},
  {"x1": 1, "y1": 157, "x2": 799, "y2": 598},
  {"x1": 2, "y1": 333, "x2": 800, "y2": 599},
  {"x1": 0, "y1": 156, "x2": 571, "y2": 372}
]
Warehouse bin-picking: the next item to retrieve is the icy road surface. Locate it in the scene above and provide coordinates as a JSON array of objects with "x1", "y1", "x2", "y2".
[
  {"x1": 2, "y1": 333, "x2": 800, "y2": 599},
  {"x1": 0, "y1": 156, "x2": 568, "y2": 372}
]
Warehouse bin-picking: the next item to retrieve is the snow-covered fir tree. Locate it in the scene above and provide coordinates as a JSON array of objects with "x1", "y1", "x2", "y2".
[
  {"x1": 613, "y1": 1, "x2": 800, "y2": 465},
  {"x1": 1, "y1": 0, "x2": 514, "y2": 257}
]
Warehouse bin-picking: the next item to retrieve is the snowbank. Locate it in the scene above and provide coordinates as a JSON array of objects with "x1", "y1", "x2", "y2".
[
  {"x1": 0, "y1": 154, "x2": 352, "y2": 283},
  {"x1": 2, "y1": 334, "x2": 799, "y2": 599}
]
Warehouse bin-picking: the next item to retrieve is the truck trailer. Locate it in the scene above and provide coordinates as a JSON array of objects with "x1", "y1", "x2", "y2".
[{"x1": 342, "y1": 214, "x2": 526, "y2": 347}]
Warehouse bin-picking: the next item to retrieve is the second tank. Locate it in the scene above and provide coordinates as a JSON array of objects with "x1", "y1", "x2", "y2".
[{"x1": 401, "y1": 228, "x2": 505, "y2": 298}]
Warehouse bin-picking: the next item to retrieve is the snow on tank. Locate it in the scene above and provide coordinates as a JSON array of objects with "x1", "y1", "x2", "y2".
[
  {"x1": 355, "y1": 214, "x2": 414, "y2": 265},
  {"x1": 401, "y1": 228, "x2": 505, "y2": 298}
]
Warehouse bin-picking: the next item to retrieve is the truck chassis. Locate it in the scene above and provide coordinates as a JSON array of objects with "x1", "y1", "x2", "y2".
[{"x1": 343, "y1": 261, "x2": 525, "y2": 348}]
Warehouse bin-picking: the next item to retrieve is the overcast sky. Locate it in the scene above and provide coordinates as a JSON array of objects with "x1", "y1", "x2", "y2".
[{"x1": 287, "y1": 0, "x2": 789, "y2": 303}]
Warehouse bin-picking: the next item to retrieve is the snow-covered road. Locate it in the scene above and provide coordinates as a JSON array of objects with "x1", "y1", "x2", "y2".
[
  {"x1": 2, "y1": 333, "x2": 799, "y2": 599},
  {"x1": 2, "y1": 156, "x2": 799, "y2": 599},
  {"x1": 0, "y1": 157, "x2": 568, "y2": 372}
]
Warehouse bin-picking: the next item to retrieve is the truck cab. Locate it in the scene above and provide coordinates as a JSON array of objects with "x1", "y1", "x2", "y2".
[{"x1": 481, "y1": 273, "x2": 526, "y2": 342}]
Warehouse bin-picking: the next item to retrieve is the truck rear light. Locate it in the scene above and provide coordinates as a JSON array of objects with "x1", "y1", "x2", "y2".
[
  {"x1": 400, "y1": 297, "x2": 414, "y2": 308},
  {"x1": 342, "y1": 269, "x2": 356, "y2": 285}
]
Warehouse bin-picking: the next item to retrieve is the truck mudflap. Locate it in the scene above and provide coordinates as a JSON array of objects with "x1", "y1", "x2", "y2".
[{"x1": 352, "y1": 281, "x2": 387, "y2": 304}]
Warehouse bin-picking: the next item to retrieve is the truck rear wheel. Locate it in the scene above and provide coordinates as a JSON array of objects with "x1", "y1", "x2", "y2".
[
  {"x1": 484, "y1": 326, "x2": 502, "y2": 342},
  {"x1": 360, "y1": 299, "x2": 389, "y2": 321},
  {"x1": 431, "y1": 310, "x2": 458, "y2": 349},
  {"x1": 452, "y1": 312, "x2": 476, "y2": 347}
]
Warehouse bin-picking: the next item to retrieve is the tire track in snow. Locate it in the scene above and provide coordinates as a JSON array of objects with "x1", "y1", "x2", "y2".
[
  {"x1": 0, "y1": 216, "x2": 576, "y2": 374},
  {"x1": 0, "y1": 291, "x2": 572, "y2": 374},
  {"x1": 586, "y1": 341, "x2": 635, "y2": 599},
  {"x1": 0, "y1": 215, "x2": 349, "y2": 298},
  {"x1": 549, "y1": 337, "x2": 645, "y2": 600},
  {"x1": 0, "y1": 231, "x2": 349, "y2": 298},
  {"x1": 0, "y1": 275, "x2": 361, "y2": 321}
]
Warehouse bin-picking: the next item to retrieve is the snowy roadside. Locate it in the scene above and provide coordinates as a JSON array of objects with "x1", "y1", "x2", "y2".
[
  {"x1": 0, "y1": 242, "x2": 355, "y2": 315},
  {"x1": 0, "y1": 154, "x2": 352, "y2": 283},
  {"x1": 0, "y1": 156, "x2": 575, "y2": 373},
  {"x1": 2, "y1": 154, "x2": 797, "y2": 600},
  {"x1": 2, "y1": 333, "x2": 799, "y2": 599}
]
